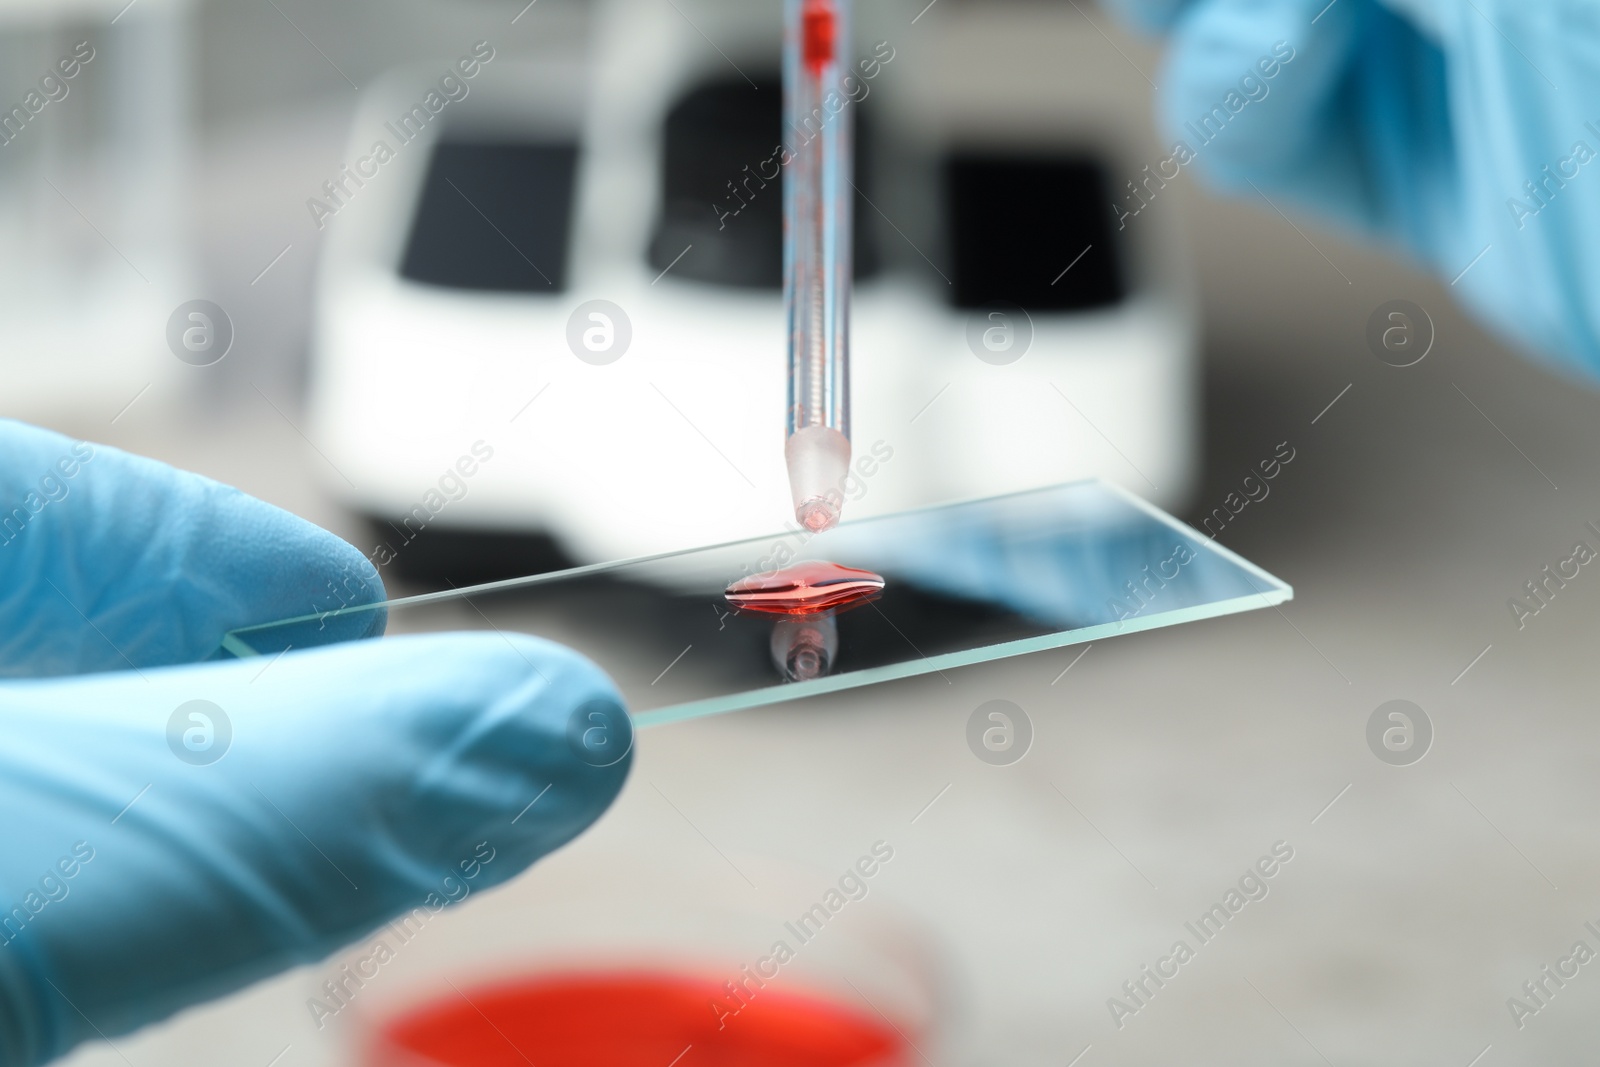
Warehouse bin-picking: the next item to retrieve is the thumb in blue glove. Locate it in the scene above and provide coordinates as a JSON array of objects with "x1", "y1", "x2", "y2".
[{"x1": 0, "y1": 418, "x2": 633, "y2": 1066}]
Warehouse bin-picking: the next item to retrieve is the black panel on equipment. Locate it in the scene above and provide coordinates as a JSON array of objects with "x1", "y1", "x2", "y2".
[{"x1": 401, "y1": 140, "x2": 579, "y2": 292}]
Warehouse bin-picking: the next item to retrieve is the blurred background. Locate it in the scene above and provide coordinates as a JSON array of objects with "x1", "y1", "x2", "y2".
[{"x1": 7, "y1": 0, "x2": 1600, "y2": 1063}]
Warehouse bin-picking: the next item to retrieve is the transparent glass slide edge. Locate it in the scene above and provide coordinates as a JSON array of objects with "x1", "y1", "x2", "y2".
[
  {"x1": 1100, "y1": 480, "x2": 1291, "y2": 595},
  {"x1": 221, "y1": 479, "x2": 1293, "y2": 727},
  {"x1": 221, "y1": 479, "x2": 1287, "y2": 642},
  {"x1": 631, "y1": 589, "x2": 1288, "y2": 729}
]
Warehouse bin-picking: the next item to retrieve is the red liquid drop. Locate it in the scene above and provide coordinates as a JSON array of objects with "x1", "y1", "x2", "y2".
[
  {"x1": 802, "y1": 1, "x2": 836, "y2": 73},
  {"x1": 368, "y1": 971, "x2": 910, "y2": 1067},
  {"x1": 726, "y1": 561, "x2": 885, "y2": 615}
]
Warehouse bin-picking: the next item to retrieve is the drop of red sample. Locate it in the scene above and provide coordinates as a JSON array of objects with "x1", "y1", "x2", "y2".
[
  {"x1": 725, "y1": 560, "x2": 885, "y2": 615},
  {"x1": 802, "y1": 1, "x2": 836, "y2": 72},
  {"x1": 367, "y1": 971, "x2": 911, "y2": 1067}
]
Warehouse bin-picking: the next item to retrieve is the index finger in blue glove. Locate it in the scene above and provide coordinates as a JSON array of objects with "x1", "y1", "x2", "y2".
[{"x1": 0, "y1": 419, "x2": 385, "y2": 678}]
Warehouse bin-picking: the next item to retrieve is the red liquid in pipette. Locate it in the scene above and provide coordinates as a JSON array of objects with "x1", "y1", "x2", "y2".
[
  {"x1": 802, "y1": 0, "x2": 836, "y2": 72},
  {"x1": 369, "y1": 972, "x2": 910, "y2": 1067},
  {"x1": 726, "y1": 561, "x2": 885, "y2": 615}
]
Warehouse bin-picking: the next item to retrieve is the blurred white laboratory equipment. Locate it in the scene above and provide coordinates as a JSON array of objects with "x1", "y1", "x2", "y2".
[
  {"x1": 0, "y1": 0, "x2": 195, "y2": 419},
  {"x1": 307, "y1": 0, "x2": 1198, "y2": 569}
]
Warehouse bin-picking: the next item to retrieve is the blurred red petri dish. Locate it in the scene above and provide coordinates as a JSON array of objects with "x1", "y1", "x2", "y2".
[
  {"x1": 367, "y1": 971, "x2": 910, "y2": 1067},
  {"x1": 725, "y1": 561, "x2": 885, "y2": 616}
]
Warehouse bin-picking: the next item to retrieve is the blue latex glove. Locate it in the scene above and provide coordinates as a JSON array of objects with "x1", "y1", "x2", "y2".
[
  {"x1": 0, "y1": 419, "x2": 632, "y2": 1066},
  {"x1": 1102, "y1": 0, "x2": 1600, "y2": 375}
]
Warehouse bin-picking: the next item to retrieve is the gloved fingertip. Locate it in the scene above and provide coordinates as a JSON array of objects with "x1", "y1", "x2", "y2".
[
  {"x1": 239, "y1": 632, "x2": 634, "y2": 900},
  {"x1": 462, "y1": 632, "x2": 636, "y2": 865}
]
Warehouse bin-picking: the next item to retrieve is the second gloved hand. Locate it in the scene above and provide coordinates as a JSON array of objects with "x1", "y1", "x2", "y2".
[{"x1": 1102, "y1": 0, "x2": 1600, "y2": 376}]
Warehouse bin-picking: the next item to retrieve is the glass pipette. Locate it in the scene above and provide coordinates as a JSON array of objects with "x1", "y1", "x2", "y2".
[{"x1": 784, "y1": 0, "x2": 853, "y2": 533}]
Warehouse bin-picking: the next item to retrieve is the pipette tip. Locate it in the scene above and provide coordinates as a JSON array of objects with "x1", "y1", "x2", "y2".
[
  {"x1": 785, "y1": 425, "x2": 851, "y2": 534},
  {"x1": 796, "y1": 498, "x2": 840, "y2": 533}
]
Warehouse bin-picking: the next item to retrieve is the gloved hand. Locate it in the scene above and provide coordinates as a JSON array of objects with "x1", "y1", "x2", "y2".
[
  {"x1": 1102, "y1": 0, "x2": 1600, "y2": 375},
  {"x1": 0, "y1": 419, "x2": 633, "y2": 1066}
]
